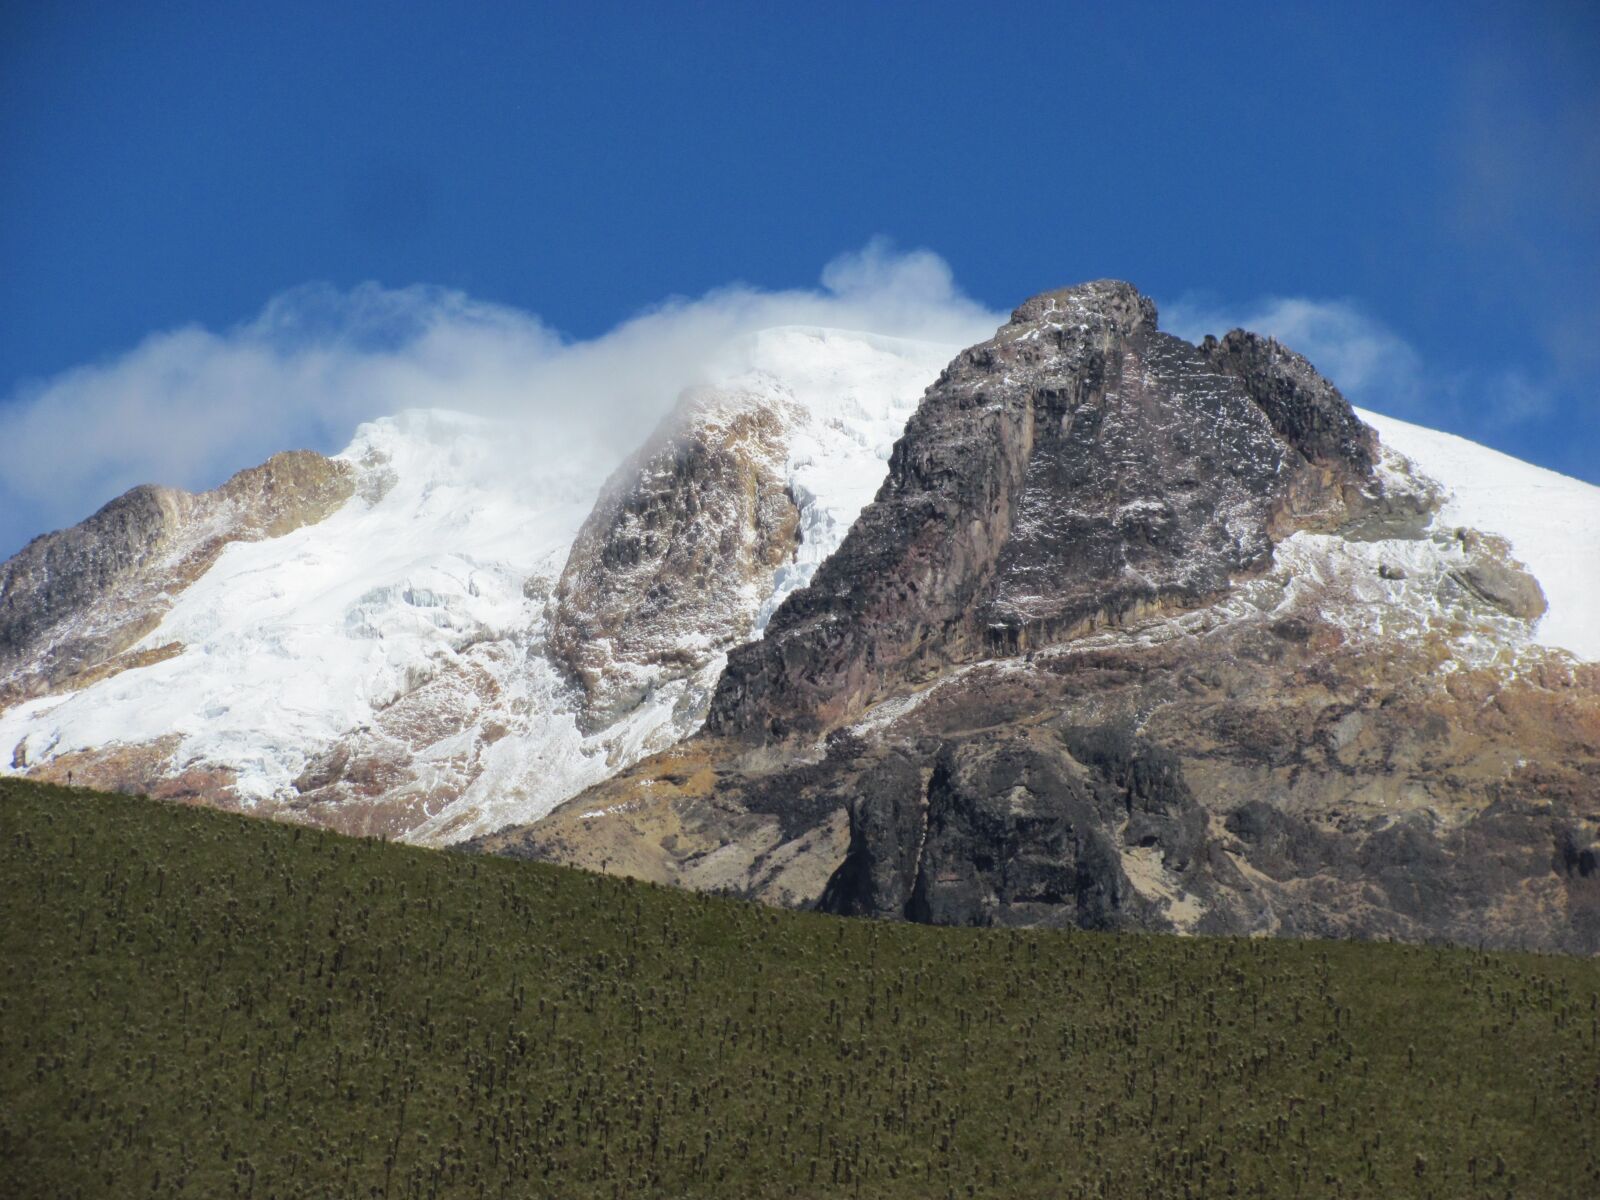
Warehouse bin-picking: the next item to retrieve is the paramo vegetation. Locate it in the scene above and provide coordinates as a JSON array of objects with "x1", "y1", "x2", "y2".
[{"x1": 2, "y1": 778, "x2": 1597, "y2": 1198}]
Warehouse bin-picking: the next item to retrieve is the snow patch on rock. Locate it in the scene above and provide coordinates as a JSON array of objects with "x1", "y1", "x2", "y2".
[
  {"x1": 723, "y1": 327, "x2": 953, "y2": 631},
  {"x1": 1357, "y1": 407, "x2": 1599, "y2": 661}
]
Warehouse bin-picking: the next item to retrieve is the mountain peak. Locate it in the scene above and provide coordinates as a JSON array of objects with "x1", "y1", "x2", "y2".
[
  {"x1": 1199, "y1": 328, "x2": 1377, "y2": 474},
  {"x1": 704, "y1": 279, "x2": 1378, "y2": 742},
  {"x1": 482, "y1": 285, "x2": 1599, "y2": 952},
  {"x1": 1006, "y1": 279, "x2": 1158, "y2": 334},
  {"x1": 7, "y1": 281, "x2": 1600, "y2": 950}
]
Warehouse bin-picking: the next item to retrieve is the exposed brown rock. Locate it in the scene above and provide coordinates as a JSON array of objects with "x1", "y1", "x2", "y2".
[
  {"x1": 476, "y1": 280, "x2": 1599, "y2": 953},
  {"x1": 549, "y1": 392, "x2": 800, "y2": 729},
  {"x1": 277, "y1": 646, "x2": 516, "y2": 841},
  {"x1": 701, "y1": 281, "x2": 1378, "y2": 745},
  {"x1": 482, "y1": 585, "x2": 1600, "y2": 950},
  {"x1": 61, "y1": 641, "x2": 185, "y2": 693},
  {"x1": 0, "y1": 450, "x2": 354, "y2": 714},
  {"x1": 477, "y1": 737, "x2": 850, "y2": 906},
  {"x1": 27, "y1": 736, "x2": 243, "y2": 807}
]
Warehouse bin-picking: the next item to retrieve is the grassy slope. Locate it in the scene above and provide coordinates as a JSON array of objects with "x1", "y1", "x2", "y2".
[{"x1": 2, "y1": 779, "x2": 1597, "y2": 1200}]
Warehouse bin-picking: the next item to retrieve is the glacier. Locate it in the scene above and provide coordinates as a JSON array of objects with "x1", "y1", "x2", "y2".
[{"x1": 0, "y1": 328, "x2": 958, "y2": 843}]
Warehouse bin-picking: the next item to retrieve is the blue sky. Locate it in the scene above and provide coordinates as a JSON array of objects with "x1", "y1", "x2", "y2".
[{"x1": 2, "y1": 0, "x2": 1596, "y2": 555}]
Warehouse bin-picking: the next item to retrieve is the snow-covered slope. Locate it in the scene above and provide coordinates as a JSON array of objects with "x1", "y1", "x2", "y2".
[
  {"x1": 4, "y1": 321, "x2": 1593, "y2": 848},
  {"x1": 0, "y1": 328, "x2": 957, "y2": 843},
  {"x1": 1, "y1": 411, "x2": 598, "y2": 816},
  {"x1": 722, "y1": 327, "x2": 949, "y2": 630},
  {"x1": 1357, "y1": 407, "x2": 1600, "y2": 661}
]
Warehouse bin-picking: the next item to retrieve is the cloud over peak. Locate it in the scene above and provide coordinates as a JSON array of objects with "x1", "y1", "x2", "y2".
[
  {"x1": 1162, "y1": 292, "x2": 1562, "y2": 438},
  {"x1": 0, "y1": 242, "x2": 1002, "y2": 557},
  {"x1": 4, "y1": 247, "x2": 1587, "y2": 561}
]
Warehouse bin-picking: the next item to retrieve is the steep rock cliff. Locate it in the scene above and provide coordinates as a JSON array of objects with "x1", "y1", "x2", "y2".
[
  {"x1": 704, "y1": 281, "x2": 1377, "y2": 742},
  {"x1": 477, "y1": 281, "x2": 1600, "y2": 953},
  {"x1": 549, "y1": 392, "x2": 800, "y2": 730}
]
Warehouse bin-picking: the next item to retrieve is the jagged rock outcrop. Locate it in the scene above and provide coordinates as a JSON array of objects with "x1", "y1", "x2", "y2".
[
  {"x1": 1198, "y1": 329, "x2": 1377, "y2": 475},
  {"x1": 0, "y1": 451, "x2": 354, "y2": 713},
  {"x1": 476, "y1": 280, "x2": 1600, "y2": 953},
  {"x1": 550, "y1": 392, "x2": 800, "y2": 730},
  {"x1": 703, "y1": 281, "x2": 1377, "y2": 742}
]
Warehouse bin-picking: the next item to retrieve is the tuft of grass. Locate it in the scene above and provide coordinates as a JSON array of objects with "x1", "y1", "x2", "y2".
[{"x1": 2, "y1": 777, "x2": 1597, "y2": 1198}]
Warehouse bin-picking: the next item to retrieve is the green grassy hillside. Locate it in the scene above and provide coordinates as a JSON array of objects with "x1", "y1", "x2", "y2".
[{"x1": 2, "y1": 779, "x2": 1597, "y2": 1199}]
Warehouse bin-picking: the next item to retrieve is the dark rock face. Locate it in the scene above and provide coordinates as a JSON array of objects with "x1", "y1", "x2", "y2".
[
  {"x1": 822, "y1": 726, "x2": 1209, "y2": 931},
  {"x1": 813, "y1": 749, "x2": 927, "y2": 919},
  {"x1": 0, "y1": 485, "x2": 190, "y2": 676},
  {"x1": 705, "y1": 281, "x2": 1374, "y2": 743},
  {"x1": 775, "y1": 651, "x2": 1597, "y2": 949},
  {"x1": 1198, "y1": 330, "x2": 1377, "y2": 475},
  {"x1": 462, "y1": 279, "x2": 1600, "y2": 953}
]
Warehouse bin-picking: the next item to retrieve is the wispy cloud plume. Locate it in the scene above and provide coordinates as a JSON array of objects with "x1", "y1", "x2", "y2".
[
  {"x1": 0, "y1": 240, "x2": 1002, "y2": 556},
  {"x1": 1162, "y1": 293, "x2": 1560, "y2": 433},
  {"x1": 1162, "y1": 295, "x2": 1430, "y2": 416}
]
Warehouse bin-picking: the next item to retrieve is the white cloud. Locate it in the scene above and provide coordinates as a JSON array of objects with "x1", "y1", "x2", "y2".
[
  {"x1": 1161, "y1": 294, "x2": 1430, "y2": 417},
  {"x1": 1160, "y1": 293, "x2": 1558, "y2": 432},
  {"x1": 0, "y1": 240, "x2": 1002, "y2": 555}
]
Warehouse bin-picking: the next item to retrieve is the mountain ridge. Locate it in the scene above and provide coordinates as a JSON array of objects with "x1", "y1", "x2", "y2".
[
  {"x1": 3, "y1": 279, "x2": 1598, "y2": 949},
  {"x1": 472, "y1": 281, "x2": 1600, "y2": 953},
  {"x1": 0, "y1": 330, "x2": 956, "y2": 841}
]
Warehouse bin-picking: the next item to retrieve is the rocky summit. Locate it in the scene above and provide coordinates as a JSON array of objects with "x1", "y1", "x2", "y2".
[
  {"x1": 3, "y1": 280, "x2": 1597, "y2": 951},
  {"x1": 703, "y1": 281, "x2": 1379, "y2": 740},
  {"x1": 472, "y1": 281, "x2": 1600, "y2": 954}
]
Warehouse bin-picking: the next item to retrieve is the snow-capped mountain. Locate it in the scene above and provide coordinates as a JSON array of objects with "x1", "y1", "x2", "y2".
[
  {"x1": 4, "y1": 282, "x2": 1598, "y2": 948},
  {"x1": 0, "y1": 328, "x2": 955, "y2": 843},
  {"x1": 475, "y1": 282, "x2": 1600, "y2": 952}
]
